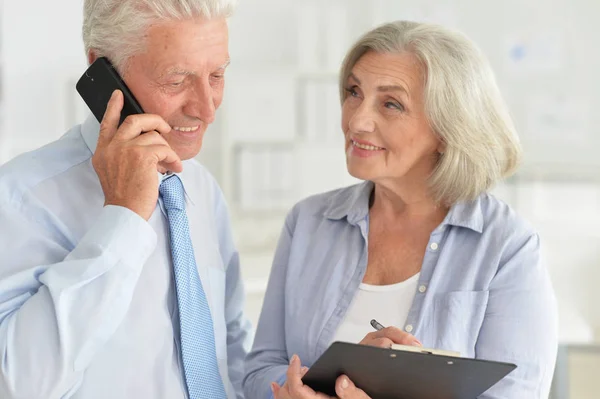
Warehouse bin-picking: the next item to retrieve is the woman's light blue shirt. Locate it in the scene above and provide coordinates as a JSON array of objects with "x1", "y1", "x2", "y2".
[{"x1": 244, "y1": 181, "x2": 557, "y2": 399}]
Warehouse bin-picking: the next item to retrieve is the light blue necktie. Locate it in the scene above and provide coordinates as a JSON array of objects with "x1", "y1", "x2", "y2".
[{"x1": 160, "y1": 175, "x2": 227, "y2": 399}]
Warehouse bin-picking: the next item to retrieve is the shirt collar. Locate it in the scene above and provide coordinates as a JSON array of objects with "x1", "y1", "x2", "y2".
[
  {"x1": 442, "y1": 196, "x2": 484, "y2": 233},
  {"x1": 323, "y1": 181, "x2": 373, "y2": 225},
  {"x1": 80, "y1": 114, "x2": 194, "y2": 206},
  {"x1": 323, "y1": 180, "x2": 484, "y2": 233}
]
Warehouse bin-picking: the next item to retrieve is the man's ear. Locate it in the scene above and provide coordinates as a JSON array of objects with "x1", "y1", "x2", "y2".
[{"x1": 87, "y1": 50, "x2": 98, "y2": 65}]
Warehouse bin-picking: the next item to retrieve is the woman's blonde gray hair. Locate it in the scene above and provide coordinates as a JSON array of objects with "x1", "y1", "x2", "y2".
[
  {"x1": 340, "y1": 21, "x2": 521, "y2": 205},
  {"x1": 83, "y1": 0, "x2": 236, "y2": 71}
]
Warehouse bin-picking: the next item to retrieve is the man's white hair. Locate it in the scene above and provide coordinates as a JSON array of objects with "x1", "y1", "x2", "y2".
[
  {"x1": 83, "y1": 0, "x2": 236, "y2": 70},
  {"x1": 340, "y1": 21, "x2": 522, "y2": 205}
]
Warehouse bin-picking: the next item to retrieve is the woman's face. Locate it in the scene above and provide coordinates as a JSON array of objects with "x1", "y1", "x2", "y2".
[{"x1": 342, "y1": 51, "x2": 444, "y2": 187}]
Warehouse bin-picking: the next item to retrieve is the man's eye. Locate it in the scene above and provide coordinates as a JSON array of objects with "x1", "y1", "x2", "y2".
[{"x1": 344, "y1": 86, "x2": 359, "y2": 97}]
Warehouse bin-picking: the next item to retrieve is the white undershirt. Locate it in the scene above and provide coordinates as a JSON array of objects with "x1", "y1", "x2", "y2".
[{"x1": 332, "y1": 273, "x2": 421, "y2": 344}]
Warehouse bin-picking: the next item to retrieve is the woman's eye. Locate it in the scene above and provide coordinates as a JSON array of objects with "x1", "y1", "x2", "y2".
[{"x1": 385, "y1": 101, "x2": 404, "y2": 111}]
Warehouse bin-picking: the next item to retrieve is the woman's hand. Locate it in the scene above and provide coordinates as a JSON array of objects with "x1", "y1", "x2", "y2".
[
  {"x1": 359, "y1": 326, "x2": 422, "y2": 348},
  {"x1": 271, "y1": 354, "x2": 371, "y2": 399}
]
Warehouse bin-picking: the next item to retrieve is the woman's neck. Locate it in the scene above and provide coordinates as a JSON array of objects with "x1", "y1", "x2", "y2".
[{"x1": 369, "y1": 180, "x2": 449, "y2": 226}]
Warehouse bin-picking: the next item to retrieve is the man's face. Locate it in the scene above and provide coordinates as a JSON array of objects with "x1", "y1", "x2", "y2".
[{"x1": 121, "y1": 17, "x2": 229, "y2": 161}]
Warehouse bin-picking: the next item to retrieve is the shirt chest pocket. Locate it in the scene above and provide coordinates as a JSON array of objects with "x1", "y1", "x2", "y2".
[{"x1": 432, "y1": 290, "x2": 489, "y2": 357}]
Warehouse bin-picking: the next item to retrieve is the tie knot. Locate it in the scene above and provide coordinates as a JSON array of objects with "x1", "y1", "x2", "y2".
[{"x1": 160, "y1": 175, "x2": 186, "y2": 211}]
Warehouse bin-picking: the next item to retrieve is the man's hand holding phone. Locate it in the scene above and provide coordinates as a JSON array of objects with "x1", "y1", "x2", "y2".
[{"x1": 92, "y1": 90, "x2": 182, "y2": 221}]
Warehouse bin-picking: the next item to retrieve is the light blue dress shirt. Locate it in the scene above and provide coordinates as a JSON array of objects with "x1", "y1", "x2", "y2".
[
  {"x1": 244, "y1": 181, "x2": 558, "y2": 399},
  {"x1": 0, "y1": 116, "x2": 253, "y2": 399}
]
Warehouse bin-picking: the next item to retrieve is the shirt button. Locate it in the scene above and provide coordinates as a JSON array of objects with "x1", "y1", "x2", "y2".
[
  {"x1": 430, "y1": 242, "x2": 439, "y2": 251},
  {"x1": 418, "y1": 285, "x2": 427, "y2": 293},
  {"x1": 405, "y1": 324, "x2": 414, "y2": 333}
]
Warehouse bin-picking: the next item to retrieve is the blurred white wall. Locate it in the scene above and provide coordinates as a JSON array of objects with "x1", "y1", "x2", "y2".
[{"x1": 0, "y1": 0, "x2": 87, "y2": 160}]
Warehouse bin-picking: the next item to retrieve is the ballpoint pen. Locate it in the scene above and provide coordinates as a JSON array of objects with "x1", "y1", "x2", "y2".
[{"x1": 370, "y1": 319, "x2": 385, "y2": 331}]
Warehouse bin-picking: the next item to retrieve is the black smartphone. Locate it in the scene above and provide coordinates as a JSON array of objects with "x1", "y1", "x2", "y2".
[{"x1": 76, "y1": 57, "x2": 144, "y2": 125}]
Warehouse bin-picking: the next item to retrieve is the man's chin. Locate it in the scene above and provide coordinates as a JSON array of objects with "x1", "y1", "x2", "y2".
[
  {"x1": 173, "y1": 143, "x2": 203, "y2": 161},
  {"x1": 164, "y1": 133, "x2": 204, "y2": 161}
]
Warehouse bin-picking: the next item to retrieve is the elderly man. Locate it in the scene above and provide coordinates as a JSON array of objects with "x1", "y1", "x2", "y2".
[{"x1": 0, "y1": 1, "x2": 253, "y2": 398}]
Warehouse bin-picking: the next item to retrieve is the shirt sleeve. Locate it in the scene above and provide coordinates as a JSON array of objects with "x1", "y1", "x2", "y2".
[
  {"x1": 476, "y1": 233, "x2": 558, "y2": 398},
  {"x1": 243, "y1": 210, "x2": 296, "y2": 399},
  {"x1": 0, "y1": 204, "x2": 157, "y2": 399}
]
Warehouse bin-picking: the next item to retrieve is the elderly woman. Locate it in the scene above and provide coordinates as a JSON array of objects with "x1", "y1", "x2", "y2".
[{"x1": 243, "y1": 20, "x2": 558, "y2": 399}]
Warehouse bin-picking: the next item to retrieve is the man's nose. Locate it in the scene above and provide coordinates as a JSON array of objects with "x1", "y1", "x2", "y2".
[{"x1": 184, "y1": 78, "x2": 216, "y2": 124}]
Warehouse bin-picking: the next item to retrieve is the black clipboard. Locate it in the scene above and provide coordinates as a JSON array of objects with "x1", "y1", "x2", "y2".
[{"x1": 302, "y1": 342, "x2": 516, "y2": 399}]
